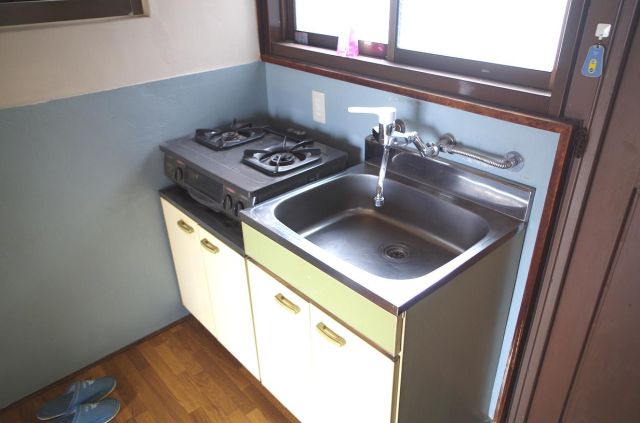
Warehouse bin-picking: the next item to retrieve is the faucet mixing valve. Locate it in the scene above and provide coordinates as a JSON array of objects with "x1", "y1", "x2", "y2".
[{"x1": 347, "y1": 107, "x2": 397, "y2": 145}]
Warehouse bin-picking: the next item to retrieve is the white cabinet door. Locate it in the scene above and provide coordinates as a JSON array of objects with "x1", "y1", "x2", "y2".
[
  {"x1": 160, "y1": 199, "x2": 216, "y2": 334},
  {"x1": 199, "y1": 227, "x2": 260, "y2": 379},
  {"x1": 309, "y1": 305, "x2": 396, "y2": 423},
  {"x1": 248, "y1": 262, "x2": 311, "y2": 421}
]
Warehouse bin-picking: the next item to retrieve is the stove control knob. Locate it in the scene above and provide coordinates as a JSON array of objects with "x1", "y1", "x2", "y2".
[
  {"x1": 173, "y1": 167, "x2": 184, "y2": 182},
  {"x1": 234, "y1": 201, "x2": 245, "y2": 216},
  {"x1": 222, "y1": 195, "x2": 233, "y2": 211}
]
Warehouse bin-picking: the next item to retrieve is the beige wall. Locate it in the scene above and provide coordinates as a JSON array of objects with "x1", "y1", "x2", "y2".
[{"x1": 0, "y1": 0, "x2": 260, "y2": 109}]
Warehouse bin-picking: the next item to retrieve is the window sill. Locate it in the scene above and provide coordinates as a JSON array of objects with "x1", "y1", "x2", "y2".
[{"x1": 267, "y1": 42, "x2": 553, "y2": 116}]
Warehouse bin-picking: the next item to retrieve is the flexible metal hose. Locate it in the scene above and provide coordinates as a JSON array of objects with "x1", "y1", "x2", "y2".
[{"x1": 439, "y1": 135, "x2": 523, "y2": 170}]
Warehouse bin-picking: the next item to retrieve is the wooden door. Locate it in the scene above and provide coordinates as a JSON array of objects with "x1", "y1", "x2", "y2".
[{"x1": 524, "y1": 20, "x2": 640, "y2": 422}]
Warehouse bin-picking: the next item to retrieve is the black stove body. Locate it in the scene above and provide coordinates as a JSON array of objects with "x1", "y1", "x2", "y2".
[{"x1": 161, "y1": 125, "x2": 348, "y2": 220}]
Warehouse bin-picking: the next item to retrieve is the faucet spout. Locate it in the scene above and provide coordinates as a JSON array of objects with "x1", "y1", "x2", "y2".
[
  {"x1": 374, "y1": 144, "x2": 390, "y2": 207},
  {"x1": 347, "y1": 106, "x2": 400, "y2": 208},
  {"x1": 374, "y1": 122, "x2": 393, "y2": 207}
]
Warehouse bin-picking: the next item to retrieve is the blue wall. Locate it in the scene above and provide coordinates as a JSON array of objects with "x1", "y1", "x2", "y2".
[
  {"x1": 0, "y1": 62, "x2": 267, "y2": 407},
  {"x1": 265, "y1": 63, "x2": 560, "y2": 416}
]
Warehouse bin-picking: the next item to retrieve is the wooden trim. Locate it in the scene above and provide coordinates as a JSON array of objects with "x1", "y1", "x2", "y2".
[
  {"x1": 0, "y1": 316, "x2": 189, "y2": 413},
  {"x1": 263, "y1": 53, "x2": 573, "y2": 134},
  {"x1": 547, "y1": 0, "x2": 590, "y2": 116},
  {"x1": 266, "y1": 45, "x2": 553, "y2": 114},
  {"x1": 386, "y1": 0, "x2": 399, "y2": 61},
  {"x1": 282, "y1": 0, "x2": 295, "y2": 40},
  {"x1": 493, "y1": 124, "x2": 574, "y2": 422}
]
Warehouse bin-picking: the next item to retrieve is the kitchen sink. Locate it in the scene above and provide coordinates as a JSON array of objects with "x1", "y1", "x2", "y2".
[
  {"x1": 241, "y1": 148, "x2": 534, "y2": 311},
  {"x1": 274, "y1": 174, "x2": 489, "y2": 279}
]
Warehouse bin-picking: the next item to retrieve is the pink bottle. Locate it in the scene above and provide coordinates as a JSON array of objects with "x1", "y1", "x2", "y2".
[{"x1": 337, "y1": 27, "x2": 359, "y2": 57}]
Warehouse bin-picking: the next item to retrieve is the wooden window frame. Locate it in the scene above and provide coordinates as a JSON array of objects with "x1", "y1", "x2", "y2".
[
  {"x1": 257, "y1": 0, "x2": 588, "y2": 116},
  {"x1": 0, "y1": 0, "x2": 144, "y2": 27}
]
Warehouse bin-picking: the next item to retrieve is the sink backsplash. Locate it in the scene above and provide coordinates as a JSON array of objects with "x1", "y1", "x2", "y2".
[{"x1": 364, "y1": 138, "x2": 534, "y2": 222}]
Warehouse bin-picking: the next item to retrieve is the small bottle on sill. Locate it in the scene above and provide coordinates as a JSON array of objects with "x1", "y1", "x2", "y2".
[{"x1": 337, "y1": 27, "x2": 359, "y2": 57}]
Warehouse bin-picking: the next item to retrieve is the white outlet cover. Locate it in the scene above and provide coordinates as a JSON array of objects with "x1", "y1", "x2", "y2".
[
  {"x1": 312, "y1": 90, "x2": 326, "y2": 124},
  {"x1": 595, "y1": 23, "x2": 611, "y2": 40}
]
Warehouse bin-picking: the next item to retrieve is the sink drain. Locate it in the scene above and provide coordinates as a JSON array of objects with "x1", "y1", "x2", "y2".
[{"x1": 381, "y1": 243, "x2": 410, "y2": 263}]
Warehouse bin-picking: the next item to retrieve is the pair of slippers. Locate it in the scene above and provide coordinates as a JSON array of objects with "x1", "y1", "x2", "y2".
[{"x1": 36, "y1": 376, "x2": 120, "y2": 423}]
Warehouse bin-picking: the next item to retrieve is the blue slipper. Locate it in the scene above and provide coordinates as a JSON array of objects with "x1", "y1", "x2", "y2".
[
  {"x1": 36, "y1": 377, "x2": 117, "y2": 420},
  {"x1": 48, "y1": 399, "x2": 120, "y2": 423}
]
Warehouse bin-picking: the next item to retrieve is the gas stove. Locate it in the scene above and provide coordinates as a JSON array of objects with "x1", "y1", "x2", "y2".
[{"x1": 160, "y1": 121, "x2": 348, "y2": 220}]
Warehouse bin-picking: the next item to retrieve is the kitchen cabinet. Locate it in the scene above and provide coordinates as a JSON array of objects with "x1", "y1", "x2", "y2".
[
  {"x1": 161, "y1": 198, "x2": 216, "y2": 335},
  {"x1": 243, "y1": 222, "x2": 524, "y2": 422},
  {"x1": 161, "y1": 198, "x2": 259, "y2": 379},
  {"x1": 247, "y1": 261, "x2": 396, "y2": 423},
  {"x1": 198, "y1": 226, "x2": 260, "y2": 379},
  {"x1": 247, "y1": 262, "x2": 311, "y2": 421},
  {"x1": 308, "y1": 305, "x2": 395, "y2": 423}
]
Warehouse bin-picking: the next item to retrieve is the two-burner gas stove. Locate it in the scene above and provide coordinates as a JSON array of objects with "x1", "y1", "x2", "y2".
[{"x1": 160, "y1": 120, "x2": 348, "y2": 220}]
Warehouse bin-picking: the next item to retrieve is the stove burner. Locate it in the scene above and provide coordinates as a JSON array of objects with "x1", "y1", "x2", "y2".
[
  {"x1": 195, "y1": 120, "x2": 265, "y2": 150},
  {"x1": 243, "y1": 139, "x2": 322, "y2": 175},
  {"x1": 221, "y1": 131, "x2": 242, "y2": 142},
  {"x1": 268, "y1": 152, "x2": 296, "y2": 167}
]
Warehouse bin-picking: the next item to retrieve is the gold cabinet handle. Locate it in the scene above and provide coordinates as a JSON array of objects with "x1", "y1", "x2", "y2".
[
  {"x1": 177, "y1": 219, "x2": 194, "y2": 234},
  {"x1": 316, "y1": 323, "x2": 346, "y2": 347},
  {"x1": 200, "y1": 238, "x2": 220, "y2": 254},
  {"x1": 275, "y1": 293, "x2": 301, "y2": 314}
]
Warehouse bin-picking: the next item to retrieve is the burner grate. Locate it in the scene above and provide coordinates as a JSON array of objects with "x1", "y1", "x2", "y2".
[
  {"x1": 195, "y1": 120, "x2": 265, "y2": 150},
  {"x1": 243, "y1": 139, "x2": 322, "y2": 175}
]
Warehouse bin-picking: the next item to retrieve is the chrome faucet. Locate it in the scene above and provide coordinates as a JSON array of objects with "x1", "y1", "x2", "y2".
[
  {"x1": 373, "y1": 122, "x2": 390, "y2": 207},
  {"x1": 348, "y1": 107, "x2": 397, "y2": 207},
  {"x1": 348, "y1": 107, "x2": 438, "y2": 207}
]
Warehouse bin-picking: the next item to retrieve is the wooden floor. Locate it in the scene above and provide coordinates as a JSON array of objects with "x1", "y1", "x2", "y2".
[{"x1": 0, "y1": 316, "x2": 299, "y2": 423}]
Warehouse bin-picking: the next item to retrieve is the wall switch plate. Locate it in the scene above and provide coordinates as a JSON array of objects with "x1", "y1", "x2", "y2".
[{"x1": 312, "y1": 90, "x2": 326, "y2": 124}]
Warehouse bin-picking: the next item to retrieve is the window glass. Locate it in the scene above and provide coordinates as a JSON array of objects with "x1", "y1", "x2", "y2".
[
  {"x1": 397, "y1": 0, "x2": 569, "y2": 71},
  {"x1": 295, "y1": 0, "x2": 390, "y2": 44}
]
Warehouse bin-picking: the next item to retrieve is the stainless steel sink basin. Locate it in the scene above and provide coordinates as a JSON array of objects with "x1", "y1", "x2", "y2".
[
  {"x1": 274, "y1": 174, "x2": 489, "y2": 280},
  {"x1": 241, "y1": 148, "x2": 534, "y2": 312}
]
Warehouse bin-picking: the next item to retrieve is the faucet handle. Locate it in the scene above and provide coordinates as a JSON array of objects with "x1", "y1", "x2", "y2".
[{"x1": 348, "y1": 106, "x2": 397, "y2": 126}]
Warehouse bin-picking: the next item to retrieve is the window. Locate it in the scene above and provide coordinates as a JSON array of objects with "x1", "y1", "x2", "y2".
[
  {"x1": 396, "y1": 0, "x2": 568, "y2": 72},
  {"x1": 295, "y1": 0, "x2": 389, "y2": 44},
  {"x1": 258, "y1": 0, "x2": 580, "y2": 114},
  {"x1": 0, "y1": 0, "x2": 144, "y2": 27}
]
